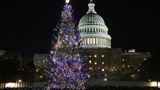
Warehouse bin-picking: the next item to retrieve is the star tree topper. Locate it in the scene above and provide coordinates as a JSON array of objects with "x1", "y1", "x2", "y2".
[{"x1": 65, "y1": 0, "x2": 70, "y2": 4}]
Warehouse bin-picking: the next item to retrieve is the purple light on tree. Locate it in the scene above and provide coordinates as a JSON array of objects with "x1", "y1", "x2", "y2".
[{"x1": 45, "y1": 0, "x2": 86, "y2": 89}]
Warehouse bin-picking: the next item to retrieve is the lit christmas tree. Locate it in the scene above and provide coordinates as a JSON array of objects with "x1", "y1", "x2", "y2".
[{"x1": 45, "y1": 0, "x2": 86, "y2": 89}]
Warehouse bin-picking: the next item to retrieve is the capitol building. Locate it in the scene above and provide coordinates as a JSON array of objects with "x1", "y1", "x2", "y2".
[{"x1": 34, "y1": 0, "x2": 151, "y2": 86}]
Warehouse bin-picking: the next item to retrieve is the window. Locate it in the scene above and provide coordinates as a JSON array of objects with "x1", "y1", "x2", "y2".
[
  {"x1": 123, "y1": 64, "x2": 125, "y2": 68},
  {"x1": 102, "y1": 68, "x2": 105, "y2": 72},
  {"x1": 89, "y1": 67, "x2": 92, "y2": 70},
  {"x1": 104, "y1": 78, "x2": 107, "y2": 81},
  {"x1": 102, "y1": 61, "x2": 104, "y2": 65},
  {"x1": 40, "y1": 75, "x2": 43, "y2": 79},
  {"x1": 90, "y1": 28, "x2": 92, "y2": 32},
  {"x1": 96, "y1": 28, "x2": 98, "y2": 32},
  {"x1": 89, "y1": 60, "x2": 92, "y2": 64},
  {"x1": 127, "y1": 65, "x2": 130, "y2": 68},
  {"x1": 105, "y1": 74, "x2": 107, "y2": 76},
  {"x1": 93, "y1": 28, "x2": 95, "y2": 32}
]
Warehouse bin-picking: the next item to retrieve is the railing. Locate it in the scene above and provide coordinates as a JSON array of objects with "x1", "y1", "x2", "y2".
[
  {"x1": 0, "y1": 81, "x2": 159, "y2": 89},
  {"x1": 88, "y1": 80, "x2": 160, "y2": 88},
  {"x1": 0, "y1": 82, "x2": 47, "y2": 89}
]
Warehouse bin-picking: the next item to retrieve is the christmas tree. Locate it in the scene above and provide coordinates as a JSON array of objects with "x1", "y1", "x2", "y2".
[{"x1": 45, "y1": 0, "x2": 86, "y2": 89}]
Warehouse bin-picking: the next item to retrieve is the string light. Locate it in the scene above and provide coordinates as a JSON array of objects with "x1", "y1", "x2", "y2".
[{"x1": 45, "y1": 2, "x2": 86, "y2": 89}]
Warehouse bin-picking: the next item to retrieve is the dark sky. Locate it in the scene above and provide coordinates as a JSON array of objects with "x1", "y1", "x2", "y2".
[{"x1": 0, "y1": 0, "x2": 159, "y2": 56}]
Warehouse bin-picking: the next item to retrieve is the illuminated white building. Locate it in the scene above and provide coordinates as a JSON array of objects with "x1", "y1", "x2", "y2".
[
  {"x1": 78, "y1": 1, "x2": 111, "y2": 48},
  {"x1": 77, "y1": 0, "x2": 151, "y2": 82}
]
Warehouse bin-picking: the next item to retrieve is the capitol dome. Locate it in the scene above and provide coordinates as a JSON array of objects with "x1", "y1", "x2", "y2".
[
  {"x1": 78, "y1": 1, "x2": 111, "y2": 48},
  {"x1": 79, "y1": 13, "x2": 105, "y2": 26}
]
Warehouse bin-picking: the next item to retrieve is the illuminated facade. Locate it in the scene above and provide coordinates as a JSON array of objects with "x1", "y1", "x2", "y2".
[
  {"x1": 80, "y1": 48, "x2": 151, "y2": 81},
  {"x1": 77, "y1": 1, "x2": 151, "y2": 82}
]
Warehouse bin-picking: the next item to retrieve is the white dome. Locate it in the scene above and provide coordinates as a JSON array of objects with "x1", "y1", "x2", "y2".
[
  {"x1": 79, "y1": 13, "x2": 105, "y2": 26},
  {"x1": 78, "y1": 2, "x2": 111, "y2": 48}
]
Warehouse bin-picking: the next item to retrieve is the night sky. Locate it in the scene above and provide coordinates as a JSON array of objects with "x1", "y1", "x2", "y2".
[{"x1": 0, "y1": 0, "x2": 159, "y2": 56}]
